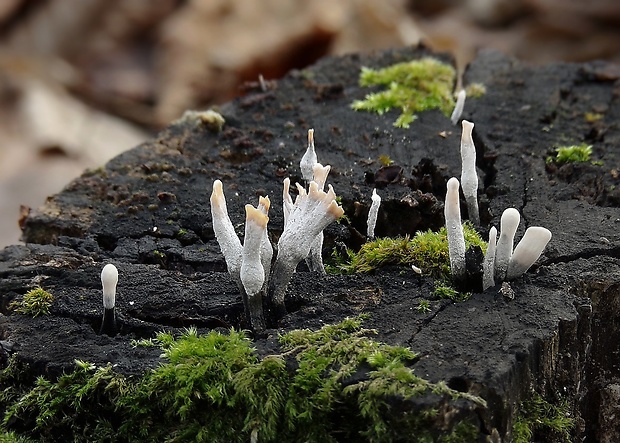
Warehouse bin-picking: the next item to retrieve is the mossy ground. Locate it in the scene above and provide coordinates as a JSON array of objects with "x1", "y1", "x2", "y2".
[
  {"x1": 0, "y1": 317, "x2": 484, "y2": 442},
  {"x1": 512, "y1": 392, "x2": 574, "y2": 443},
  {"x1": 328, "y1": 223, "x2": 486, "y2": 279},
  {"x1": 546, "y1": 143, "x2": 593, "y2": 164},
  {"x1": 8, "y1": 288, "x2": 53, "y2": 318},
  {"x1": 351, "y1": 57, "x2": 456, "y2": 128}
]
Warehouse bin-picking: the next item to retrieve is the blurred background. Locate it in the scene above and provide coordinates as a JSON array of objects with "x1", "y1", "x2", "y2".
[{"x1": 0, "y1": 0, "x2": 619, "y2": 248}]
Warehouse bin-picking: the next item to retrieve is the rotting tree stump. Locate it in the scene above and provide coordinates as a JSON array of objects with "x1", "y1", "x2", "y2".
[{"x1": 1, "y1": 45, "x2": 620, "y2": 441}]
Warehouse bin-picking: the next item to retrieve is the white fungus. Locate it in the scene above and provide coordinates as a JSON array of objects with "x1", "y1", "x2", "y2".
[
  {"x1": 506, "y1": 227, "x2": 552, "y2": 280},
  {"x1": 450, "y1": 89, "x2": 466, "y2": 125},
  {"x1": 444, "y1": 177, "x2": 466, "y2": 280},
  {"x1": 299, "y1": 128, "x2": 317, "y2": 182},
  {"x1": 240, "y1": 204, "x2": 268, "y2": 297},
  {"x1": 210, "y1": 180, "x2": 243, "y2": 278},
  {"x1": 367, "y1": 188, "x2": 381, "y2": 239},
  {"x1": 269, "y1": 180, "x2": 343, "y2": 317},
  {"x1": 460, "y1": 120, "x2": 479, "y2": 225},
  {"x1": 494, "y1": 208, "x2": 520, "y2": 282},
  {"x1": 101, "y1": 263, "x2": 118, "y2": 310},
  {"x1": 482, "y1": 226, "x2": 497, "y2": 291}
]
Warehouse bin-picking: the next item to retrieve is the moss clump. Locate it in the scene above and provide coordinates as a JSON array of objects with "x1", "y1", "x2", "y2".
[
  {"x1": 547, "y1": 143, "x2": 593, "y2": 164},
  {"x1": 328, "y1": 223, "x2": 486, "y2": 280},
  {"x1": 1, "y1": 317, "x2": 485, "y2": 442},
  {"x1": 9, "y1": 288, "x2": 53, "y2": 317},
  {"x1": 464, "y1": 83, "x2": 486, "y2": 98},
  {"x1": 512, "y1": 392, "x2": 574, "y2": 443},
  {"x1": 351, "y1": 57, "x2": 456, "y2": 128}
]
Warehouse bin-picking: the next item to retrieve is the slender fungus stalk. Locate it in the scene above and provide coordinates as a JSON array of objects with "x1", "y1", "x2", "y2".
[
  {"x1": 506, "y1": 227, "x2": 552, "y2": 280},
  {"x1": 367, "y1": 188, "x2": 381, "y2": 239},
  {"x1": 100, "y1": 264, "x2": 118, "y2": 336},
  {"x1": 494, "y1": 208, "x2": 520, "y2": 282},
  {"x1": 482, "y1": 226, "x2": 497, "y2": 290},
  {"x1": 240, "y1": 204, "x2": 268, "y2": 331},
  {"x1": 300, "y1": 128, "x2": 317, "y2": 182},
  {"x1": 444, "y1": 177, "x2": 466, "y2": 281},
  {"x1": 460, "y1": 120, "x2": 480, "y2": 225},
  {"x1": 451, "y1": 89, "x2": 466, "y2": 125},
  {"x1": 210, "y1": 180, "x2": 243, "y2": 280}
]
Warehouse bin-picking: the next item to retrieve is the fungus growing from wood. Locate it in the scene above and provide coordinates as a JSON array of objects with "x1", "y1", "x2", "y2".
[
  {"x1": 506, "y1": 227, "x2": 552, "y2": 280},
  {"x1": 211, "y1": 129, "x2": 343, "y2": 329},
  {"x1": 269, "y1": 180, "x2": 343, "y2": 319},
  {"x1": 100, "y1": 264, "x2": 118, "y2": 336},
  {"x1": 460, "y1": 120, "x2": 479, "y2": 225},
  {"x1": 300, "y1": 128, "x2": 317, "y2": 181},
  {"x1": 444, "y1": 177, "x2": 466, "y2": 281},
  {"x1": 494, "y1": 208, "x2": 520, "y2": 282},
  {"x1": 367, "y1": 188, "x2": 381, "y2": 239},
  {"x1": 482, "y1": 226, "x2": 497, "y2": 291},
  {"x1": 240, "y1": 204, "x2": 269, "y2": 331}
]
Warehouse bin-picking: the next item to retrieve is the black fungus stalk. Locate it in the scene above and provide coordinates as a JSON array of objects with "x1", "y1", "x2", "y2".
[{"x1": 100, "y1": 264, "x2": 118, "y2": 336}]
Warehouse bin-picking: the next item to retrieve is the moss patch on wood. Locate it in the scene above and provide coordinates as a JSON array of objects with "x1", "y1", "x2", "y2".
[
  {"x1": 351, "y1": 57, "x2": 457, "y2": 128},
  {"x1": 8, "y1": 288, "x2": 54, "y2": 318},
  {"x1": 0, "y1": 317, "x2": 485, "y2": 442}
]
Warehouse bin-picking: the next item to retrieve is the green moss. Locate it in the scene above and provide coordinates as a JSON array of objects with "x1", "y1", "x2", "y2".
[
  {"x1": 9, "y1": 288, "x2": 53, "y2": 317},
  {"x1": 351, "y1": 58, "x2": 456, "y2": 128},
  {"x1": 378, "y1": 155, "x2": 394, "y2": 166},
  {"x1": 438, "y1": 421, "x2": 479, "y2": 442},
  {"x1": 0, "y1": 431, "x2": 36, "y2": 442},
  {"x1": 328, "y1": 223, "x2": 486, "y2": 280},
  {"x1": 547, "y1": 143, "x2": 593, "y2": 164},
  {"x1": 512, "y1": 392, "x2": 574, "y2": 443},
  {"x1": 433, "y1": 283, "x2": 469, "y2": 302},
  {"x1": 1, "y1": 317, "x2": 486, "y2": 442},
  {"x1": 416, "y1": 299, "x2": 431, "y2": 314},
  {"x1": 464, "y1": 83, "x2": 486, "y2": 98}
]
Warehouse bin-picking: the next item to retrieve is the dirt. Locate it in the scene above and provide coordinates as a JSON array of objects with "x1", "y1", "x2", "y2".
[{"x1": 1, "y1": 44, "x2": 620, "y2": 441}]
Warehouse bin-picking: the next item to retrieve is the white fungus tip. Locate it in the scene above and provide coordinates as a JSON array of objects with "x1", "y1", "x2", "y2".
[
  {"x1": 101, "y1": 264, "x2": 118, "y2": 309},
  {"x1": 447, "y1": 176, "x2": 460, "y2": 192},
  {"x1": 506, "y1": 227, "x2": 552, "y2": 280},
  {"x1": 500, "y1": 208, "x2": 521, "y2": 232},
  {"x1": 371, "y1": 188, "x2": 381, "y2": 202}
]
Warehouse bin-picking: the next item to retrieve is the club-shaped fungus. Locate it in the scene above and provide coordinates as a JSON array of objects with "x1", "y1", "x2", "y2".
[
  {"x1": 444, "y1": 177, "x2": 466, "y2": 281},
  {"x1": 450, "y1": 89, "x2": 466, "y2": 125},
  {"x1": 240, "y1": 204, "x2": 269, "y2": 331},
  {"x1": 210, "y1": 180, "x2": 243, "y2": 280},
  {"x1": 482, "y1": 226, "x2": 497, "y2": 290},
  {"x1": 100, "y1": 264, "x2": 118, "y2": 336},
  {"x1": 506, "y1": 227, "x2": 552, "y2": 280},
  {"x1": 300, "y1": 128, "x2": 317, "y2": 182},
  {"x1": 460, "y1": 120, "x2": 479, "y2": 225},
  {"x1": 367, "y1": 188, "x2": 381, "y2": 239},
  {"x1": 494, "y1": 208, "x2": 520, "y2": 282}
]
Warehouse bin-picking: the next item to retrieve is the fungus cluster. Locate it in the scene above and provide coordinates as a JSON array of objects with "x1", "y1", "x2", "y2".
[
  {"x1": 445, "y1": 120, "x2": 552, "y2": 291},
  {"x1": 210, "y1": 129, "x2": 343, "y2": 331},
  {"x1": 205, "y1": 119, "x2": 553, "y2": 332}
]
